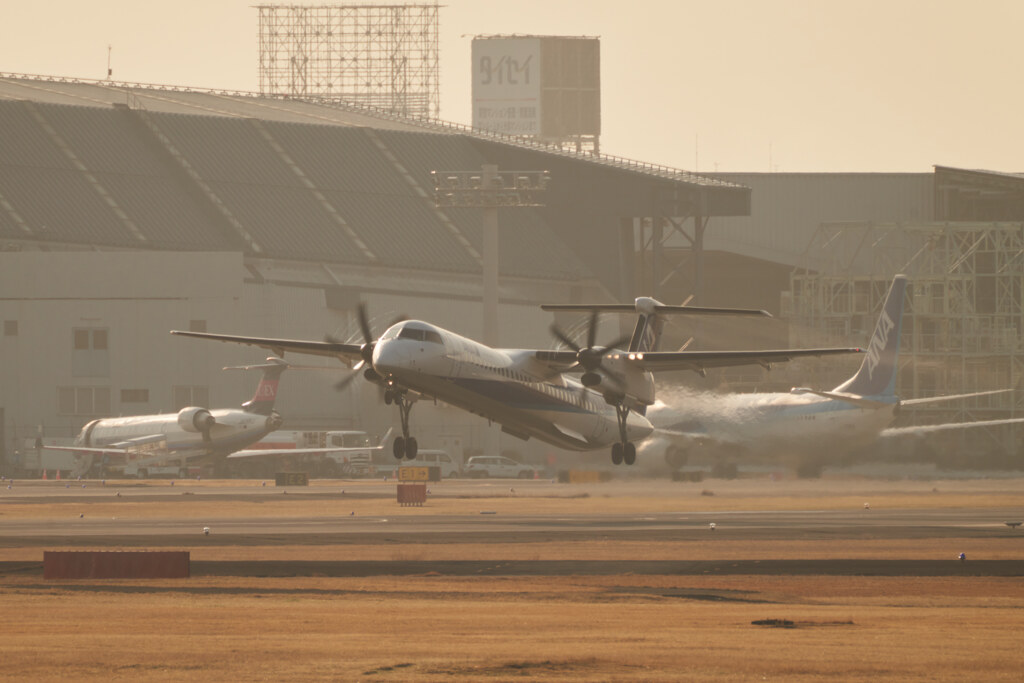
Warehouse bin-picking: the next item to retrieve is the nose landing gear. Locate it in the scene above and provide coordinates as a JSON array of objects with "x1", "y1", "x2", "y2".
[{"x1": 386, "y1": 387, "x2": 418, "y2": 460}]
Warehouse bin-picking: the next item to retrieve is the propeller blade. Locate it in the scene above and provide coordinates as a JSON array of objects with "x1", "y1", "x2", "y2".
[
  {"x1": 357, "y1": 303, "x2": 373, "y2": 344},
  {"x1": 598, "y1": 333, "x2": 633, "y2": 354},
  {"x1": 586, "y1": 310, "x2": 598, "y2": 349},
  {"x1": 550, "y1": 324, "x2": 581, "y2": 353},
  {"x1": 334, "y1": 371, "x2": 360, "y2": 391}
]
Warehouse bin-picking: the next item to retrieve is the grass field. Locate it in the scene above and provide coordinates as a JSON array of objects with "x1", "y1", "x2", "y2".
[
  {"x1": 2, "y1": 476, "x2": 1023, "y2": 681},
  {"x1": 2, "y1": 573, "x2": 1023, "y2": 681}
]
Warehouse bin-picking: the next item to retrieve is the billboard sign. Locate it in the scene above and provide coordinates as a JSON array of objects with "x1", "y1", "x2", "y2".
[{"x1": 472, "y1": 37, "x2": 541, "y2": 135}]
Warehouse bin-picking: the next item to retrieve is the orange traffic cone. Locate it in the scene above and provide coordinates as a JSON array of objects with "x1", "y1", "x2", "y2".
[
  {"x1": 56, "y1": 470, "x2": 61, "y2": 481},
  {"x1": 42, "y1": 469, "x2": 47, "y2": 480}
]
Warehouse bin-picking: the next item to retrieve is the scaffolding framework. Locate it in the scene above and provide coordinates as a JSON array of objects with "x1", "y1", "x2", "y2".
[
  {"x1": 783, "y1": 221, "x2": 1024, "y2": 460},
  {"x1": 257, "y1": 4, "x2": 440, "y2": 118}
]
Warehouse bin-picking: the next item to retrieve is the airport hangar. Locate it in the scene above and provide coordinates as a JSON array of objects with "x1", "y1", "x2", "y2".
[{"x1": 0, "y1": 74, "x2": 1021, "y2": 470}]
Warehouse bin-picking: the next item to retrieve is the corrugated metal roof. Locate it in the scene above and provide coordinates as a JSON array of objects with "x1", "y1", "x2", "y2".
[{"x1": 0, "y1": 74, "x2": 747, "y2": 192}]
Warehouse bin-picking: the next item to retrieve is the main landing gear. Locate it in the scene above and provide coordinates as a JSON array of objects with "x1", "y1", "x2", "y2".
[
  {"x1": 611, "y1": 403, "x2": 637, "y2": 466},
  {"x1": 385, "y1": 387, "x2": 418, "y2": 460}
]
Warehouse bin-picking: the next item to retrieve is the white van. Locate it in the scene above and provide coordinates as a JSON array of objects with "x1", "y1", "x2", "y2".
[{"x1": 380, "y1": 449, "x2": 461, "y2": 478}]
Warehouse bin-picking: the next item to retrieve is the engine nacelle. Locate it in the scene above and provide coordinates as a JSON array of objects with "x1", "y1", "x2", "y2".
[
  {"x1": 177, "y1": 407, "x2": 215, "y2": 433},
  {"x1": 664, "y1": 444, "x2": 688, "y2": 470}
]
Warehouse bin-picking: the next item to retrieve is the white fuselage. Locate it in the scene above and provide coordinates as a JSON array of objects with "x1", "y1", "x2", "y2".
[
  {"x1": 77, "y1": 408, "x2": 280, "y2": 465},
  {"x1": 371, "y1": 322, "x2": 653, "y2": 451},
  {"x1": 644, "y1": 388, "x2": 898, "y2": 463}
]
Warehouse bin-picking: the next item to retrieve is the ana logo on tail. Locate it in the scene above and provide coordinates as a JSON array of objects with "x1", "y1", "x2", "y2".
[{"x1": 864, "y1": 310, "x2": 895, "y2": 381}]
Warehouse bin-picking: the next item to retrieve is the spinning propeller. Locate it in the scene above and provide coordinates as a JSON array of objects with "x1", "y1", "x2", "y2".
[
  {"x1": 332, "y1": 304, "x2": 405, "y2": 391},
  {"x1": 550, "y1": 310, "x2": 632, "y2": 390}
]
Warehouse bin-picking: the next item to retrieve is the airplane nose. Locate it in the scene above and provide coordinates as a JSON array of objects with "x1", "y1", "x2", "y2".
[{"x1": 372, "y1": 340, "x2": 410, "y2": 374}]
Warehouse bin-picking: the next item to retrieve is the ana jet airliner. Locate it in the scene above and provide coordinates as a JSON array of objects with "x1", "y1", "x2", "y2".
[
  {"x1": 640, "y1": 275, "x2": 1019, "y2": 476},
  {"x1": 171, "y1": 300, "x2": 860, "y2": 466}
]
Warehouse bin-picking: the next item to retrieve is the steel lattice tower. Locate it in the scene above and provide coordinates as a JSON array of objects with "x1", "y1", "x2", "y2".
[{"x1": 257, "y1": 4, "x2": 440, "y2": 118}]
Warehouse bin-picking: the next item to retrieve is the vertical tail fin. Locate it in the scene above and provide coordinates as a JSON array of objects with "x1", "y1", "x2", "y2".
[
  {"x1": 229, "y1": 357, "x2": 288, "y2": 415},
  {"x1": 832, "y1": 276, "x2": 908, "y2": 398},
  {"x1": 628, "y1": 297, "x2": 666, "y2": 353}
]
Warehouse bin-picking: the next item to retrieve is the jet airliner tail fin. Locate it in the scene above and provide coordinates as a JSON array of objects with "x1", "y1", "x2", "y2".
[
  {"x1": 227, "y1": 357, "x2": 288, "y2": 416},
  {"x1": 831, "y1": 275, "x2": 907, "y2": 398}
]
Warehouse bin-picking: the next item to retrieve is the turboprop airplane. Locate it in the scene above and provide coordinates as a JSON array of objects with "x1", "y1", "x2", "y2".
[
  {"x1": 171, "y1": 300, "x2": 861, "y2": 466},
  {"x1": 639, "y1": 275, "x2": 1020, "y2": 476}
]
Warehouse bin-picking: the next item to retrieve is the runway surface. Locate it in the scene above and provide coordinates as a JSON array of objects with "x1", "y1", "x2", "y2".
[{"x1": 3, "y1": 478, "x2": 1022, "y2": 577}]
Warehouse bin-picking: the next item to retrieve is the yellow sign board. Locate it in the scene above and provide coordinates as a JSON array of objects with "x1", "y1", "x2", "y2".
[{"x1": 398, "y1": 466, "x2": 429, "y2": 481}]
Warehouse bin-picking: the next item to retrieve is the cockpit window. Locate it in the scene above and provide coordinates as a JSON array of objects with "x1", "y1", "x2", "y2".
[
  {"x1": 397, "y1": 327, "x2": 443, "y2": 344},
  {"x1": 380, "y1": 326, "x2": 400, "y2": 341}
]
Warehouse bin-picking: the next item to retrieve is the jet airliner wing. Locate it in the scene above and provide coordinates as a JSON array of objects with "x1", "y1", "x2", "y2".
[
  {"x1": 170, "y1": 331, "x2": 362, "y2": 365},
  {"x1": 900, "y1": 388, "x2": 1014, "y2": 406},
  {"x1": 230, "y1": 429, "x2": 395, "y2": 459},
  {"x1": 882, "y1": 417, "x2": 1024, "y2": 437}
]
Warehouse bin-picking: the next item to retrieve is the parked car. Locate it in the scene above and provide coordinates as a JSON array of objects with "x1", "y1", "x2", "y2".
[{"x1": 464, "y1": 455, "x2": 535, "y2": 479}]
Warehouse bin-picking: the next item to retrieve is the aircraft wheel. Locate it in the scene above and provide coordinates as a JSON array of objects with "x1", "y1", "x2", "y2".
[
  {"x1": 623, "y1": 442, "x2": 636, "y2": 466},
  {"x1": 393, "y1": 436, "x2": 406, "y2": 460},
  {"x1": 611, "y1": 442, "x2": 624, "y2": 465},
  {"x1": 384, "y1": 390, "x2": 393, "y2": 406},
  {"x1": 405, "y1": 437, "x2": 418, "y2": 460}
]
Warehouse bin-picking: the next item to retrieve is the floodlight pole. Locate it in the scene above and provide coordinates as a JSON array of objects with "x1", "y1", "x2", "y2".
[
  {"x1": 432, "y1": 165, "x2": 549, "y2": 346},
  {"x1": 481, "y1": 164, "x2": 500, "y2": 346}
]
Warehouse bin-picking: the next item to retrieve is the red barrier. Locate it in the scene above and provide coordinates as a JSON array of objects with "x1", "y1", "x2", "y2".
[
  {"x1": 396, "y1": 483, "x2": 426, "y2": 507},
  {"x1": 43, "y1": 551, "x2": 190, "y2": 579}
]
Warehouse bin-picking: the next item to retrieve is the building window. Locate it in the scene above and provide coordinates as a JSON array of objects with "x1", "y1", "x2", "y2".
[
  {"x1": 58, "y1": 386, "x2": 111, "y2": 416},
  {"x1": 3, "y1": 320, "x2": 16, "y2": 336},
  {"x1": 72, "y1": 327, "x2": 110, "y2": 377},
  {"x1": 189, "y1": 320, "x2": 207, "y2": 332},
  {"x1": 120, "y1": 388, "x2": 149, "y2": 403},
  {"x1": 173, "y1": 385, "x2": 209, "y2": 409}
]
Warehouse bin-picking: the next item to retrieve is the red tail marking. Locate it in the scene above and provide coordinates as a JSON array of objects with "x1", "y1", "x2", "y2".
[{"x1": 254, "y1": 379, "x2": 279, "y2": 401}]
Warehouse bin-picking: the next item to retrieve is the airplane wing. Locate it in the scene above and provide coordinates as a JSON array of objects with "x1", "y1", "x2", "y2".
[
  {"x1": 622, "y1": 347, "x2": 862, "y2": 373},
  {"x1": 229, "y1": 428, "x2": 395, "y2": 460},
  {"x1": 882, "y1": 417, "x2": 1024, "y2": 437},
  {"x1": 795, "y1": 387, "x2": 1014, "y2": 409},
  {"x1": 531, "y1": 347, "x2": 861, "y2": 378},
  {"x1": 900, "y1": 388, "x2": 1014, "y2": 406},
  {"x1": 170, "y1": 330, "x2": 363, "y2": 365},
  {"x1": 47, "y1": 433, "x2": 169, "y2": 457},
  {"x1": 229, "y1": 446, "x2": 370, "y2": 460}
]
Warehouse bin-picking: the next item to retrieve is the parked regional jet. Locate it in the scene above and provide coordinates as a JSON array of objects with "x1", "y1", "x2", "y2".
[
  {"x1": 171, "y1": 300, "x2": 860, "y2": 466},
  {"x1": 52, "y1": 357, "x2": 289, "y2": 477},
  {"x1": 640, "y1": 275, "x2": 1019, "y2": 476}
]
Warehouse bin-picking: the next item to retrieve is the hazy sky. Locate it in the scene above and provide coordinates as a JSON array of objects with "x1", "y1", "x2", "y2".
[{"x1": 2, "y1": 1, "x2": 1021, "y2": 173}]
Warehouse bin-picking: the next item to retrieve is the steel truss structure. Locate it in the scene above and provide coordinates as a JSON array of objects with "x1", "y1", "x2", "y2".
[
  {"x1": 785, "y1": 221, "x2": 1024, "y2": 461},
  {"x1": 257, "y1": 3, "x2": 440, "y2": 117}
]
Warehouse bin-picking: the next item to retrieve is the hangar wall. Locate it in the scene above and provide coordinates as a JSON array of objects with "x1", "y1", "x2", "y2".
[{"x1": 0, "y1": 250, "x2": 566, "y2": 464}]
